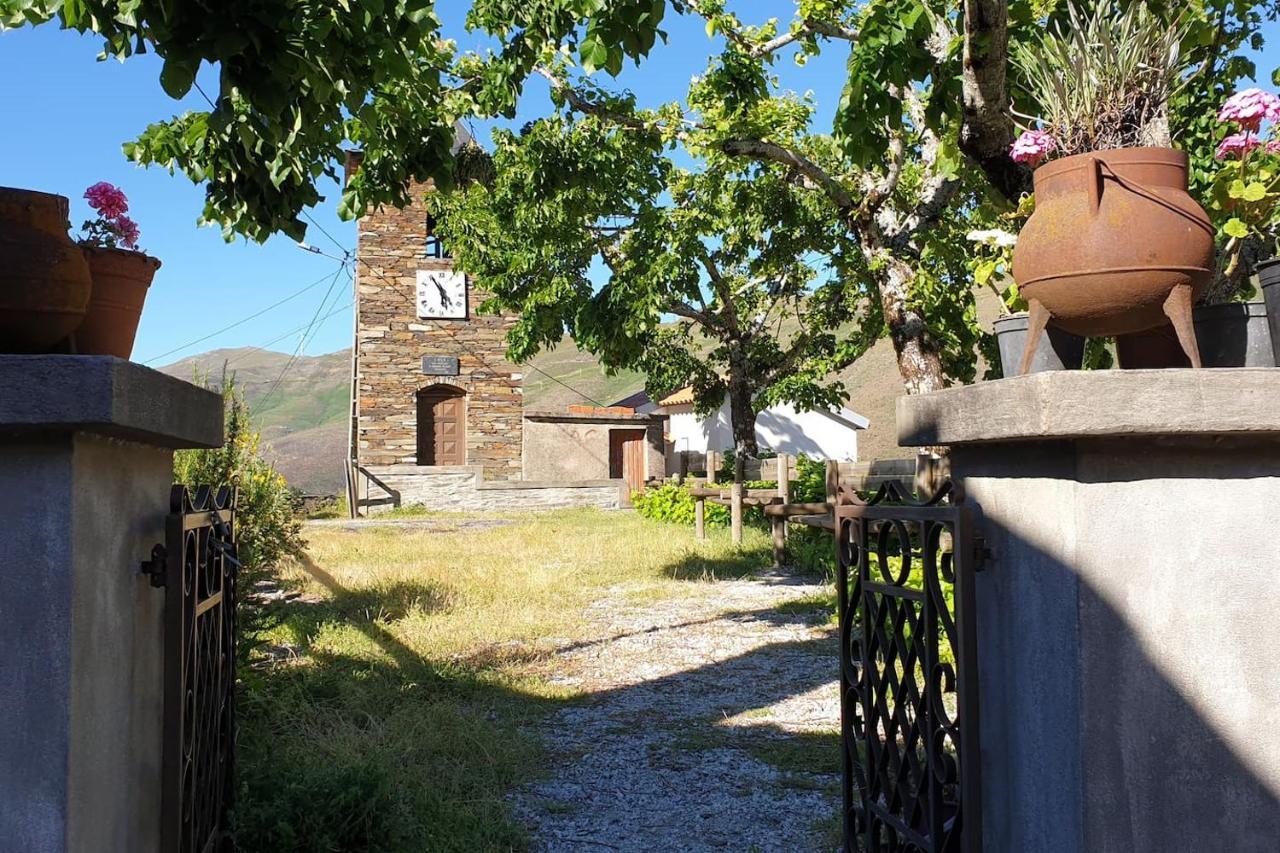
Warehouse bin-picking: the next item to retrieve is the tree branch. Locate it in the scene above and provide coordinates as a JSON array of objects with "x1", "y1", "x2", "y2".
[
  {"x1": 959, "y1": 0, "x2": 1028, "y2": 200},
  {"x1": 682, "y1": 1, "x2": 857, "y2": 57},
  {"x1": 720, "y1": 139, "x2": 857, "y2": 218},
  {"x1": 667, "y1": 300, "x2": 718, "y2": 328},
  {"x1": 535, "y1": 66, "x2": 650, "y2": 130}
]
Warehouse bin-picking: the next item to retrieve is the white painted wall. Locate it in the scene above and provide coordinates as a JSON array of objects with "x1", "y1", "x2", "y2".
[{"x1": 663, "y1": 401, "x2": 867, "y2": 461}]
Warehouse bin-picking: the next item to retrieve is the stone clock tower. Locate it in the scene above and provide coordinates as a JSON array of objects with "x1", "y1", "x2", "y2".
[{"x1": 349, "y1": 164, "x2": 523, "y2": 484}]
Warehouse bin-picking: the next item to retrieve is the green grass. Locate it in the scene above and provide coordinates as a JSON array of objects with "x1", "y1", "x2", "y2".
[
  {"x1": 773, "y1": 591, "x2": 839, "y2": 625},
  {"x1": 234, "y1": 510, "x2": 774, "y2": 852}
]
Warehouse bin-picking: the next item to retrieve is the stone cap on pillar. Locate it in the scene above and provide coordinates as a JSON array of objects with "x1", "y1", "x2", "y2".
[
  {"x1": 0, "y1": 355, "x2": 224, "y2": 448},
  {"x1": 898, "y1": 369, "x2": 1280, "y2": 446}
]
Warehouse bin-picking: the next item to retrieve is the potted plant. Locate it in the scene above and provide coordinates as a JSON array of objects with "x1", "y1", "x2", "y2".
[
  {"x1": 75, "y1": 182, "x2": 161, "y2": 359},
  {"x1": 970, "y1": 212, "x2": 1085, "y2": 376},
  {"x1": 1006, "y1": 1, "x2": 1215, "y2": 374},
  {"x1": 0, "y1": 187, "x2": 93, "y2": 353},
  {"x1": 1201, "y1": 88, "x2": 1280, "y2": 367}
]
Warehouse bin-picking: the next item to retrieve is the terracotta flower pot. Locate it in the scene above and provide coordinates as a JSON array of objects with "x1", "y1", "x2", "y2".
[
  {"x1": 1010, "y1": 147, "x2": 1215, "y2": 372},
  {"x1": 0, "y1": 187, "x2": 92, "y2": 352},
  {"x1": 77, "y1": 246, "x2": 161, "y2": 359}
]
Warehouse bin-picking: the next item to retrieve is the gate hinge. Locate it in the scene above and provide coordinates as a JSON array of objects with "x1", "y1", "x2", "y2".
[
  {"x1": 140, "y1": 543, "x2": 167, "y2": 588},
  {"x1": 972, "y1": 536, "x2": 993, "y2": 571}
]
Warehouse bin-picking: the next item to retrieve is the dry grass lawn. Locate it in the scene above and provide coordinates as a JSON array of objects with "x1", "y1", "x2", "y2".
[{"x1": 232, "y1": 509, "x2": 776, "y2": 853}]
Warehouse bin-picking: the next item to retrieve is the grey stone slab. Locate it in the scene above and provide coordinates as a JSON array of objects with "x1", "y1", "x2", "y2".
[
  {"x1": 898, "y1": 369, "x2": 1280, "y2": 447},
  {"x1": 952, "y1": 439, "x2": 1280, "y2": 852},
  {"x1": 0, "y1": 355, "x2": 222, "y2": 449},
  {"x1": 1, "y1": 433, "x2": 173, "y2": 853}
]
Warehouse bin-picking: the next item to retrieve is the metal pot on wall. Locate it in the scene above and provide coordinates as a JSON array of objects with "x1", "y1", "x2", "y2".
[
  {"x1": 993, "y1": 312, "x2": 1085, "y2": 375},
  {"x1": 1011, "y1": 148, "x2": 1215, "y2": 371},
  {"x1": 0, "y1": 187, "x2": 92, "y2": 352}
]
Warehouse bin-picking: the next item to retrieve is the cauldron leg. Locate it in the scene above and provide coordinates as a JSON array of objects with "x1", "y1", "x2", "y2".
[
  {"x1": 1019, "y1": 298, "x2": 1051, "y2": 376},
  {"x1": 1162, "y1": 284, "x2": 1201, "y2": 369}
]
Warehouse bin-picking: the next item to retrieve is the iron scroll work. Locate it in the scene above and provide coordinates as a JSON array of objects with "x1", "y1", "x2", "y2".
[
  {"x1": 836, "y1": 480, "x2": 982, "y2": 853},
  {"x1": 158, "y1": 486, "x2": 239, "y2": 853}
]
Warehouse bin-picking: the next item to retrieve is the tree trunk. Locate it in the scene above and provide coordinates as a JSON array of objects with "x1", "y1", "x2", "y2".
[
  {"x1": 877, "y1": 255, "x2": 947, "y2": 395},
  {"x1": 726, "y1": 369, "x2": 759, "y2": 547},
  {"x1": 960, "y1": 0, "x2": 1028, "y2": 201}
]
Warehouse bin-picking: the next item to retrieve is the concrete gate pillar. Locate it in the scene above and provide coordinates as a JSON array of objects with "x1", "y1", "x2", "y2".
[
  {"x1": 898, "y1": 369, "x2": 1280, "y2": 853},
  {"x1": 0, "y1": 356, "x2": 222, "y2": 853}
]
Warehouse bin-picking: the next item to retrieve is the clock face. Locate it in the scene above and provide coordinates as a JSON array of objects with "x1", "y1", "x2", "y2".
[{"x1": 416, "y1": 270, "x2": 467, "y2": 319}]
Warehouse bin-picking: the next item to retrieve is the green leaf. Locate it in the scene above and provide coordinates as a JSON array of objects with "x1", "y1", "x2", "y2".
[
  {"x1": 1243, "y1": 181, "x2": 1268, "y2": 202},
  {"x1": 579, "y1": 35, "x2": 610, "y2": 74},
  {"x1": 159, "y1": 56, "x2": 198, "y2": 99},
  {"x1": 1228, "y1": 179, "x2": 1248, "y2": 199},
  {"x1": 1224, "y1": 218, "x2": 1250, "y2": 239},
  {"x1": 974, "y1": 259, "x2": 998, "y2": 285}
]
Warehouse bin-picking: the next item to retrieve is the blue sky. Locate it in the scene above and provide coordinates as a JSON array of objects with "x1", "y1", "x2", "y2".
[{"x1": 0, "y1": 7, "x2": 1275, "y2": 367}]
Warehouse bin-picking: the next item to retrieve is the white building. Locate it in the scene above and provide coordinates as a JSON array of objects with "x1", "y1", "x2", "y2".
[{"x1": 626, "y1": 386, "x2": 869, "y2": 462}]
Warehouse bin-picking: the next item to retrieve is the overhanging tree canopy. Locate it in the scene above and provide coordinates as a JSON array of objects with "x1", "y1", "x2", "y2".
[
  {"x1": 437, "y1": 114, "x2": 877, "y2": 461},
  {"x1": 0, "y1": 0, "x2": 672, "y2": 241}
]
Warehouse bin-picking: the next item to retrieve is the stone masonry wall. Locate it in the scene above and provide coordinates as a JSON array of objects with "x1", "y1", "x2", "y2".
[
  {"x1": 363, "y1": 465, "x2": 625, "y2": 512},
  {"x1": 355, "y1": 181, "x2": 522, "y2": 480}
]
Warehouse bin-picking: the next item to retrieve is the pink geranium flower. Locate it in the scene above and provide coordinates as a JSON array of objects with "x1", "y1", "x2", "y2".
[
  {"x1": 84, "y1": 182, "x2": 129, "y2": 219},
  {"x1": 1010, "y1": 129, "x2": 1057, "y2": 168},
  {"x1": 1218, "y1": 88, "x2": 1280, "y2": 132},
  {"x1": 1216, "y1": 132, "x2": 1261, "y2": 160},
  {"x1": 115, "y1": 215, "x2": 140, "y2": 249}
]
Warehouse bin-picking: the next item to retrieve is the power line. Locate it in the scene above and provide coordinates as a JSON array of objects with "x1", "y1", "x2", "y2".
[
  {"x1": 296, "y1": 242, "x2": 351, "y2": 264},
  {"x1": 301, "y1": 209, "x2": 350, "y2": 256},
  {"x1": 222, "y1": 297, "x2": 355, "y2": 367},
  {"x1": 143, "y1": 265, "x2": 346, "y2": 365},
  {"x1": 256, "y1": 264, "x2": 352, "y2": 408}
]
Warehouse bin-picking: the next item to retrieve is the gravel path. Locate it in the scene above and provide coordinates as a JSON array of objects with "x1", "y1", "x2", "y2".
[{"x1": 513, "y1": 568, "x2": 842, "y2": 852}]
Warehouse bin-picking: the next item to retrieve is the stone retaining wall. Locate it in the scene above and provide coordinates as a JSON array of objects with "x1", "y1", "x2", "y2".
[{"x1": 362, "y1": 465, "x2": 626, "y2": 512}]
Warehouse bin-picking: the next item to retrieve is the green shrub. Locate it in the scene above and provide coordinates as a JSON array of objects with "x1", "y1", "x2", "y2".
[
  {"x1": 788, "y1": 524, "x2": 837, "y2": 578},
  {"x1": 791, "y1": 455, "x2": 829, "y2": 503},
  {"x1": 173, "y1": 374, "x2": 303, "y2": 663},
  {"x1": 174, "y1": 375, "x2": 303, "y2": 574},
  {"x1": 633, "y1": 483, "x2": 730, "y2": 526}
]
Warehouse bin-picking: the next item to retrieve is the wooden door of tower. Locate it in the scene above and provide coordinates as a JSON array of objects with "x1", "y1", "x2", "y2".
[
  {"x1": 417, "y1": 386, "x2": 465, "y2": 466},
  {"x1": 609, "y1": 429, "x2": 647, "y2": 496}
]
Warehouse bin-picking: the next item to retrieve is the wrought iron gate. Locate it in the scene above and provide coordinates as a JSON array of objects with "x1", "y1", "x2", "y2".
[
  {"x1": 143, "y1": 486, "x2": 239, "y2": 853},
  {"x1": 835, "y1": 481, "x2": 981, "y2": 853}
]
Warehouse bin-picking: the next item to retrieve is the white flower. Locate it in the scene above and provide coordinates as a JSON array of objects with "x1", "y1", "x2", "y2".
[{"x1": 966, "y1": 229, "x2": 1018, "y2": 248}]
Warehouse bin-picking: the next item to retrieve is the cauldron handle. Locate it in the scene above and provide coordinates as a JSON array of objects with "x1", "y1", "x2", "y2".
[{"x1": 1087, "y1": 156, "x2": 1104, "y2": 217}]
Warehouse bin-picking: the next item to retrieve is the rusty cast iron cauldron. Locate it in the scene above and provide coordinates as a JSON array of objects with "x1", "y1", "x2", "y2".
[{"x1": 1010, "y1": 147, "x2": 1215, "y2": 374}]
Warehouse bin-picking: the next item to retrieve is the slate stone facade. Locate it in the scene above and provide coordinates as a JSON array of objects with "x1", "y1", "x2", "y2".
[{"x1": 354, "y1": 181, "x2": 523, "y2": 480}]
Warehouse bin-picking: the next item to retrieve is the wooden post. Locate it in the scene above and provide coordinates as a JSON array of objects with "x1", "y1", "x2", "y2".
[
  {"x1": 731, "y1": 481, "x2": 744, "y2": 545},
  {"x1": 678, "y1": 450, "x2": 688, "y2": 484},
  {"x1": 695, "y1": 495, "x2": 706, "y2": 540},
  {"x1": 825, "y1": 459, "x2": 839, "y2": 507},
  {"x1": 706, "y1": 451, "x2": 718, "y2": 485},
  {"x1": 771, "y1": 514, "x2": 786, "y2": 568},
  {"x1": 776, "y1": 453, "x2": 790, "y2": 542},
  {"x1": 730, "y1": 452, "x2": 744, "y2": 546}
]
